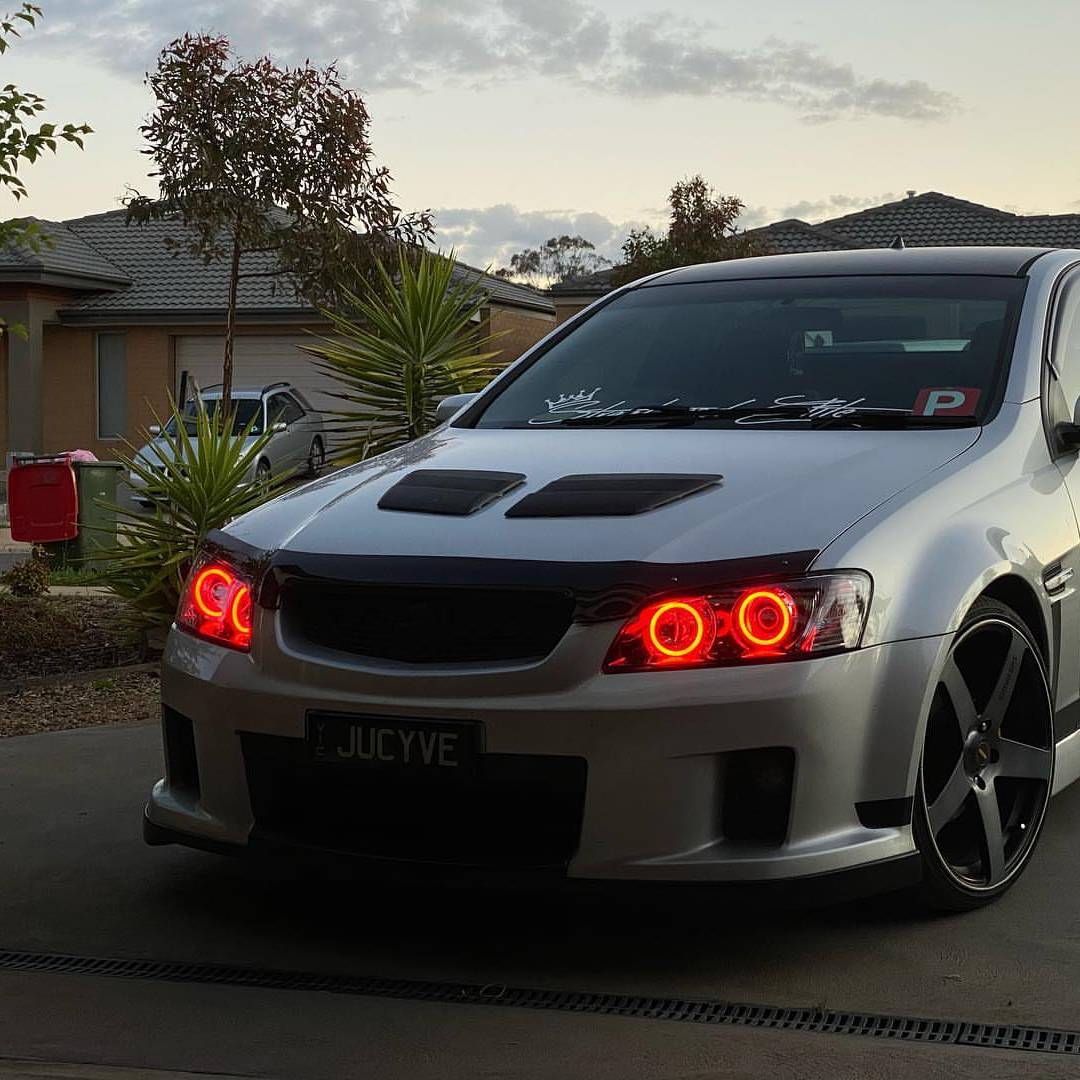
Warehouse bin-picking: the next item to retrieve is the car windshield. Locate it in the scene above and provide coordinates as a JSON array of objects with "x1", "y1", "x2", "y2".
[
  {"x1": 165, "y1": 398, "x2": 264, "y2": 437},
  {"x1": 474, "y1": 275, "x2": 1026, "y2": 429}
]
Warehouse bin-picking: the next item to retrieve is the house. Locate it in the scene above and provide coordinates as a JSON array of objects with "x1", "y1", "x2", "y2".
[
  {"x1": 0, "y1": 209, "x2": 555, "y2": 468},
  {"x1": 548, "y1": 191, "x2": 1080, "y2": 324}
]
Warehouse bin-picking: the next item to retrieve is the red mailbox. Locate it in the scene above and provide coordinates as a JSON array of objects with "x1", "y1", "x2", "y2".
[{"x1": 8, "y1": 459, "x2": 78, "y2": 543}]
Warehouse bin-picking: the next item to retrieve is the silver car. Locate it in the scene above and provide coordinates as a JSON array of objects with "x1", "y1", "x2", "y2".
[
  {"x1": 129, "y1": 382, "x2": 326, "y2": 505},
  {"x1": 146, "y1": 247, "x2": 1080, "y2": 911}
]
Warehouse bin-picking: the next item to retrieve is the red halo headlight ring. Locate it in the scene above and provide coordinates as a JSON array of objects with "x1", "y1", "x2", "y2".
[
  {"x1": 192, "y1": 565, "x2": 233, "y2": 620},
  {"x1": 732, "y1": 587, "x2": 797, "y2": 653},
  {"x1": 646, "y1": 599, "x2": 716, "y2": 661},
  {"x1": 602, "y1": 573, "x2": 872, "y2": 673},
  {"x1": 178, "y1": 557, "x2": 255, "y2": 652}
]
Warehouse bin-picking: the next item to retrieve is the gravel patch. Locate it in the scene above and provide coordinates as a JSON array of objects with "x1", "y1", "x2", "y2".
[{"x1": 0, "y1": 670, "x2": 160, "y2": 738}]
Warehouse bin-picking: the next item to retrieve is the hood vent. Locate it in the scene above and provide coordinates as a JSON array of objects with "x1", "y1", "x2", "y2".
[
  {"x1": 378, "y1": 469, "x2": 526, "y2": 516},
  {"x1": 505, "y1": 473, "x2": 723, "y2": 518}
]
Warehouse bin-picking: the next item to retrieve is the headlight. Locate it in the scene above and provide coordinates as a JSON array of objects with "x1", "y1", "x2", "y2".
[
  {"x1": 603, "y1": 571, "x2": 872, "y2": 672},
  {"x1": 176, "y1": 554, "x2": 254, "y2": 652}
]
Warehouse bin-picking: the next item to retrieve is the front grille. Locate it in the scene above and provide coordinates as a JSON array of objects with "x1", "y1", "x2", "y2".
[
  {"x1": 279, "y1": 580, "x2": 575, "y2": 664},
  {"x1": 241, "y1": 733, "x2": 588, "y2": 869}
]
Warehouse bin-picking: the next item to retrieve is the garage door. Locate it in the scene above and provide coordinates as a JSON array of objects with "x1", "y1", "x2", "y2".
[{"x1": 174, "y1": 334, "x2": 345, "y2": 444}]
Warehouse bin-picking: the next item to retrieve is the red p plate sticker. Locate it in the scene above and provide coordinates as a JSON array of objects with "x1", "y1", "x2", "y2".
[{"x1": 913, "y1": 387, "x2": 981, "y2": 417}]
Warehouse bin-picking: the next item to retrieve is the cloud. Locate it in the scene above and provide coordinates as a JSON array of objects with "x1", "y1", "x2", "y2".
[
  {"x1": 608, "y1": 29, "x2": 956, "y2": 121},
  {"x1": 433, "y1": 202, "x2": 655, "y2": 268},
  {"x1": 435, "y1": 193, "x2": 917, "y2": 267},
  {"x1": 776, "y1": 192, "x2": 902, "y2": 222},
  {"x1": 28, "y1": 1, "x2": 958, "y2": 122}
]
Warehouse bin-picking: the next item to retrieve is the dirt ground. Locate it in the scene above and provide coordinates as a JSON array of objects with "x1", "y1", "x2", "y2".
[
  {"x1": 0, "y1": 670, "x2": 159, "y2": 737},
  {"x1": 0, "y1": 593, "x2": 144, "y2": 682}
]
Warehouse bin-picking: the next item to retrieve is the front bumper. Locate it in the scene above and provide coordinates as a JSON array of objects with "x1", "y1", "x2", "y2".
[{"x1": 147, "y1": 617, "x2": 949, "y2": 885}]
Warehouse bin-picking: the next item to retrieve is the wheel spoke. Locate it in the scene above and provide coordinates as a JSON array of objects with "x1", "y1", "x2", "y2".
[
  {"x1": 976, "y1": 784, "x2": 1005, "y2": 884},
  {"x1": 983, "y1": 629, "x2": 1027, "y2": 731},
  {"x1": 928, "y1": 759, "x2": 972, "y2": 835},
  {"x1": 940, "y1": 655, "x2": 978, "y2": 736},
  {"x1": 996, "y1": 737, "x2": 1050, "y2": 781}
]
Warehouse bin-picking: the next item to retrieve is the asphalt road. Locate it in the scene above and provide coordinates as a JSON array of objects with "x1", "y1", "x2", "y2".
[{"x1": 3, "y1": 722, "x2": 1080, "y2": 1078}]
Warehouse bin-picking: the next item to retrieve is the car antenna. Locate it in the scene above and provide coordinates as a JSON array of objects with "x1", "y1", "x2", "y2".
[{"x1": 890, "y1": 234, "x2": 906, "y2": 250}]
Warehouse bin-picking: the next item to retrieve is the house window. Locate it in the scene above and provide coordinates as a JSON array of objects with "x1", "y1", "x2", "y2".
[{"x1": 96, "y1": 332, "x2": 126, "y2": 439}]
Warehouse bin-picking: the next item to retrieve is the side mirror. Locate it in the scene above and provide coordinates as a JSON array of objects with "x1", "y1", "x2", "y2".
[
  {"x1": 435, "y1": 393, "x2": 478, "y2": 425},
  {"x1": 271, "y1": 421, "x2": 288, "y2": 434},
  {"x1": 148, "y1": 424, "x2": 161, "y2": 437}
]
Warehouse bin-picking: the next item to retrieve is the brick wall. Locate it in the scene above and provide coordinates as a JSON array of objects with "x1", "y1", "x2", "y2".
[
  {"x1": 41, "y1": 325, "x2": 174, "y2": 460},
  {"x1": 38, "y1": 322, "x2": 335, "y2": 461},
  {"x1": 487, "y1": 306, "x2": 555, "y2": 365},
  {"x1": 553, "y1": 299, "x2": 593, "y2": 326}
]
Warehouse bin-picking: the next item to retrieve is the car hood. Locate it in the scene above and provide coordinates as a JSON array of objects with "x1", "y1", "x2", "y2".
[
  {"x1": 132, "y1": 439, "x2": 175, "y2": 468},
  {"x1": 134, "y1": 436, "x2": 258, "y2": 468},
  {"x1": 223, "y1": 426, "x2": 980, "y2": 566}
]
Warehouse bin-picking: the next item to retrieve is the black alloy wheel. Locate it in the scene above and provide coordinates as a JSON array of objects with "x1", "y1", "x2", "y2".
[{"x1": 913, "y1": 598, "x2": 1054, "y2": 911}]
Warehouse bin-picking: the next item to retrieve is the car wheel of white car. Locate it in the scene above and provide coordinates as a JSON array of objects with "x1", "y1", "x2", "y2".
[
  {"x1": 913, "y1": 598, "x2": 1054, "y2": 911},
  {"x1": 307, "y1": 437, "x2": 325, "y2": 477},
  {"x1": 255, "y1": 459, "x2": 272, "y2": 490}
]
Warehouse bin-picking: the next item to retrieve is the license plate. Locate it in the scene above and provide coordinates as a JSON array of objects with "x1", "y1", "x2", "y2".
[{"x1": 306, "y1": 713, "x2": 482, "y2": 775}]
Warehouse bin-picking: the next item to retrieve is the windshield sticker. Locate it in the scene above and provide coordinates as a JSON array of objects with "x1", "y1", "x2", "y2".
[
  {"x1": 531, "y1": 387, "x2": 636, "y2": 425},
  {"x1": 803, "y1": 330, "x2": 834, "y2": 349},
  {"x1": 527, "y1": 391, "x2": 908, "y2": 426},
  {"x1": 913, "y1": 387, "x2": 980, "y2": 417}
]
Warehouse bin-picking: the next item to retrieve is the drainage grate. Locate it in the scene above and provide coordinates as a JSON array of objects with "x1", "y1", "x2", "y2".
[{"x1": 0, "y1": 949, "x2": 1076, "y2": 1057}]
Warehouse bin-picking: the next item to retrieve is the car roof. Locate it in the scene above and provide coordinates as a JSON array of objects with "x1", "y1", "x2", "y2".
[
  {"x1": 646, "y1": 246, "x2": 1058, "y2": 286},
  {"x1": 194, "y1": 383, "x2": 295, "y2": 400}
]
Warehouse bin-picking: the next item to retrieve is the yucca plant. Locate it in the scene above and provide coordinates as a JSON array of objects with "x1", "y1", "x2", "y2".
[
  {"x1": 305, "y1": 249, "x2": 501, "y2": 460},
  {"x1": 95, "y1": 396, "x2": 274, "y2": 624}
]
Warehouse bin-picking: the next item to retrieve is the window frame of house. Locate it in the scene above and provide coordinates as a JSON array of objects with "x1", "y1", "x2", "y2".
[{"x1": 95, "y1": 331, "x2": 127, "y2": 441}]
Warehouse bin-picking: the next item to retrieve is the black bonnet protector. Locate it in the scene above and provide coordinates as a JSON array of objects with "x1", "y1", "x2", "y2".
[
  {"x1": 505, "y1": 473, "x2": 723, "y2": 518},
  {"x1": 378, "y1": 469, "x2": 526, "y2": 515},
  {"x1": 207, "y1": 533, "x2": 819, "y2": 625}
]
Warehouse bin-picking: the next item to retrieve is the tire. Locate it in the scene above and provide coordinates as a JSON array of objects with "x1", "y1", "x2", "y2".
[
  {"x1": 255, "y1": 459, "x2": 272, "y2": 491},
  {"x1": 912, "y1": 598, "x2": 1054, "y2": 912},
  {"x1": 307, "y1": 437, "x2": 325, "y2": 477}
]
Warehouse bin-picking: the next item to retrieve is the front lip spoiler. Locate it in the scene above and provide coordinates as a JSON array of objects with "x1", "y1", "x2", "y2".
[{"x1": 143, "y1": 809, "x2": 921, "y2": 906}]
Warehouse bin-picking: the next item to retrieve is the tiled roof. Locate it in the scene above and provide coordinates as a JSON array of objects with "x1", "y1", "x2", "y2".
[
  {"x1": 549, "y1": 268, "x2": 616, "y2": 297},
  {"x1": 62, "y1": 210, "x2": 305, "y2": 315},
  {"x1": 747, "y1": 192, "x2": 1080, "y2": 254},
  {"x1": 743, "y1": 218, "x2": 857, "y2": 255},
  {"x1": 457, "y1": 265, "x2": 553, "y2": 312},
  {"x1": 0, "y1": 208, "x2": 553, "y2": 318},
  {"x1": 0, "y1": 217, "x2": 129, "y2": 285}
]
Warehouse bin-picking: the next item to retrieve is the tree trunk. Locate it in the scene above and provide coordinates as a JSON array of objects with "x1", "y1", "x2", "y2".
[{"x1": 221, "y1": 229, "x2": 242, "y2": 424}]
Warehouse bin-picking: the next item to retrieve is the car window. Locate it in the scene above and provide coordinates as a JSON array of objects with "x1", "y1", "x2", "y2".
[
  {"x1": 1050, "y1": 272, "x2": 1080, "y2": 423},
  {"x1": 166, "y1": 398, "x2": 263, "y2": 436},
  {"x1": 474, "y1": 275, "x2": 1025, "y2": 429},
  {"x1": 281, "y1": 394, "x2": 305, "y2": 425},
  {"x1": 268, "y1": 393, "x2": 304, "y2": 426}
]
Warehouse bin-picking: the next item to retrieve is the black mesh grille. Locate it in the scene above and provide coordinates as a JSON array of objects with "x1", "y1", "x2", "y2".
[
  {"x1": 279, "y1": 581, "x2": 575, "y2": 664},
  {"x1": 242, "y1": 733, "x2": 588, "y2": 869}
]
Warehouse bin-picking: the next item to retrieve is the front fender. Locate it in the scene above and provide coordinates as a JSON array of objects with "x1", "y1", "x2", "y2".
[{"x1": 814, "y1": 403, "x2": 1076, "y2": 652}]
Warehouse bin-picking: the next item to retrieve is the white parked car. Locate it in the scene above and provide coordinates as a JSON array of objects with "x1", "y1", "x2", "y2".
[
  {"x1": 129, "y1": 383, "x2": 326, "y2": 505},
  {"x1": 146, "y1": 247, "x2": 1080, "y2": 910}
]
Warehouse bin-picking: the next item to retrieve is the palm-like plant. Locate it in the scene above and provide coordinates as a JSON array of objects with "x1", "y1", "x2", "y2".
[
  {"x1": 305, "y1": 249, "x2": 501, "y2": 460},
  {"x1": 96, "y1": 397, "x2": 274, "y2": 623}
]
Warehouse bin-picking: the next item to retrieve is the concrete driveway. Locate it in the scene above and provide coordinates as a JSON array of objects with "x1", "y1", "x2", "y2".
[{"x1": 2, "y1": 722, "x2": 1080, "y2": 1078}]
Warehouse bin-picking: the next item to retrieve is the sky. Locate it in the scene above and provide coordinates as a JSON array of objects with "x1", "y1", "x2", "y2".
[{"x1": 4, "y1": 0, "x2": 1080, "y2": 270}]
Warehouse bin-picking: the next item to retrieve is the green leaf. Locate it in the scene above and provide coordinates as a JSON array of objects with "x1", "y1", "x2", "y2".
[{"x1": 304, "y1": 249, "x2": 503, "y2": 461}]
